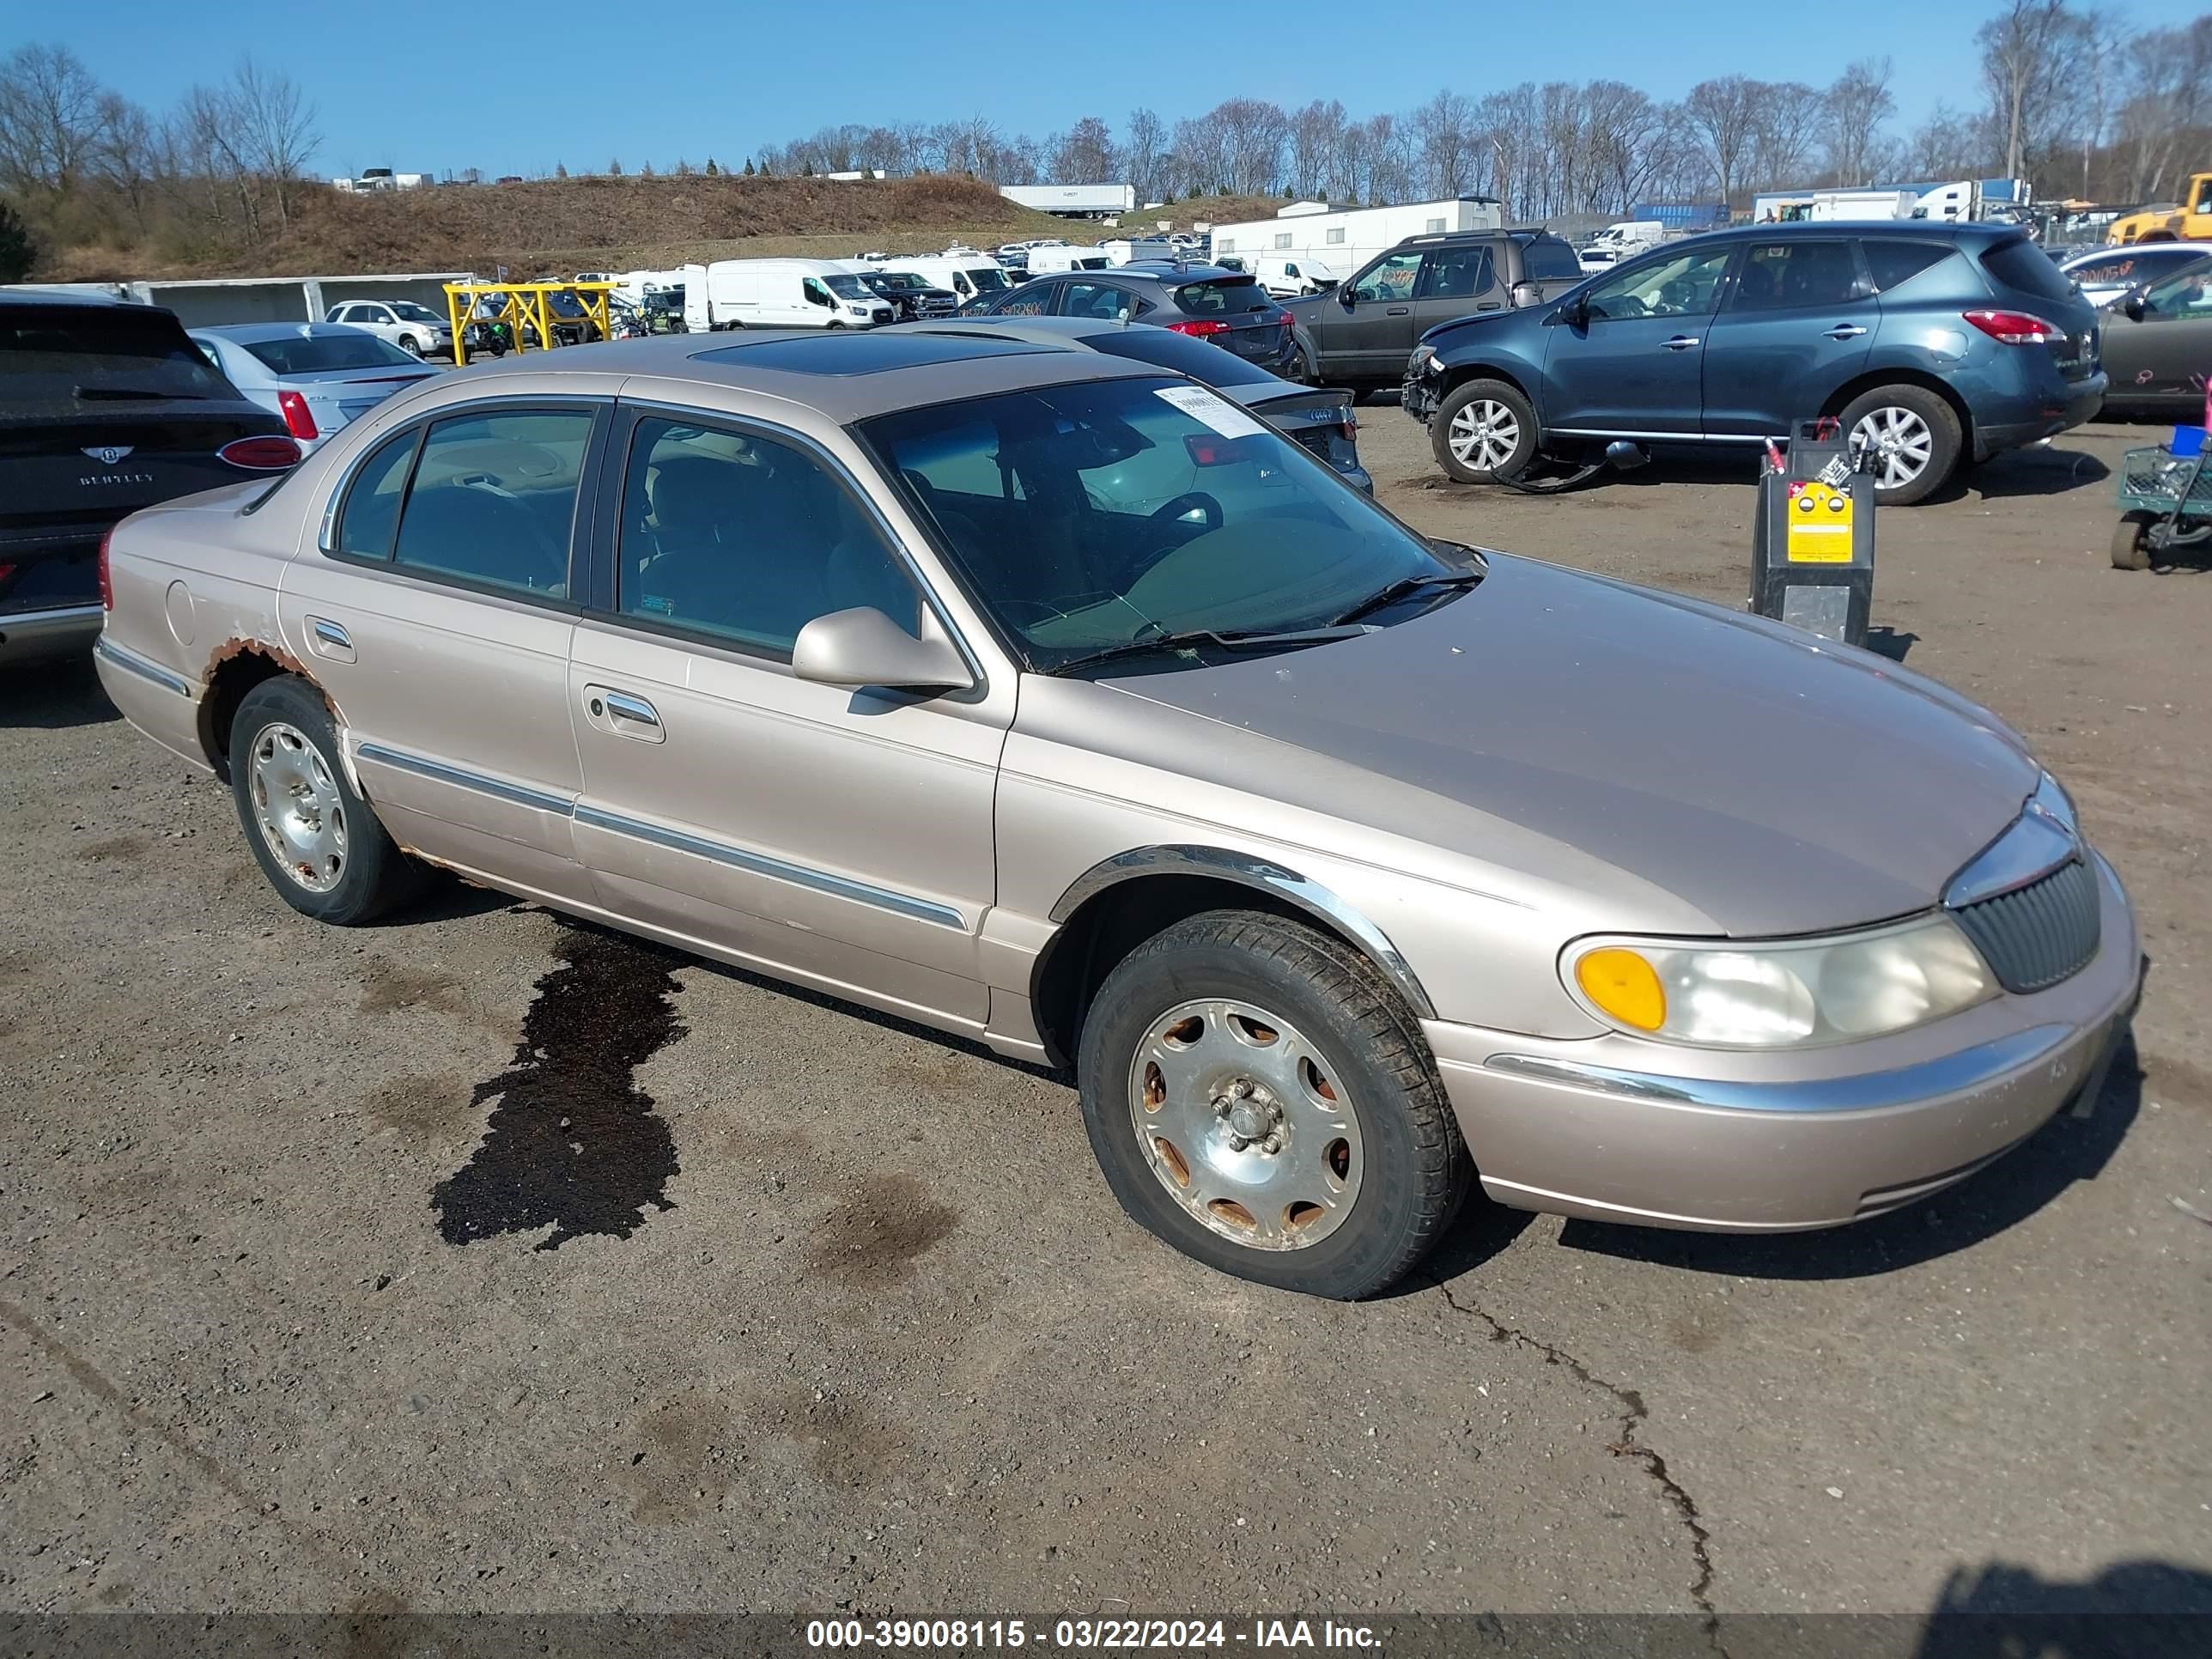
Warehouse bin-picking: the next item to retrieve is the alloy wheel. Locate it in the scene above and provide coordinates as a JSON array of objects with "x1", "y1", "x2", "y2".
[
  {"x1": 248, "y1": 721, "x2": 348, "y2": 893},
  {"x1": 1447, "y1": 399, "x2": 1521, "y2": 472},
  {"x1": 1850, "y1": 405, "x2": 1935, "y2": 490}
]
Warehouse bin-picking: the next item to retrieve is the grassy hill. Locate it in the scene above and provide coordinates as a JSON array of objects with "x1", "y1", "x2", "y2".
[{"x1": 43, "y1": 175, "x2": 1297, "y2": 283}]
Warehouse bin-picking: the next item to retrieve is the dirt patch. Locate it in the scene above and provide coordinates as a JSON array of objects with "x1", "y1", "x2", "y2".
[
  {"x1": 76, "y1": 834, "x2": 149, "y2": 864},
  {"x1": 432, "y1": 928, "x2": 684, "y2": 1250},
  {"x1": 618, "y1": 1393, "x2": 732, "y2": 1524},
  {"x1": 356, "y1": 960, "x2": 467, "y2": 1017},
  {"x1": 361, "y1": 1073, "x2": 477, "y2": 1143},
  {"x1": 752, "y1": 1382, "x2": 908, "y2": 1491},
  {"x1": 805, "y1": 1171, "x2": 960, "y2": 1289}
]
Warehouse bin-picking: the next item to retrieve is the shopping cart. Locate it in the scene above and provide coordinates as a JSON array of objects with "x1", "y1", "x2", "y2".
[{"x1": 2112, "y1": 431, "x2": 2212, "y2": 569}]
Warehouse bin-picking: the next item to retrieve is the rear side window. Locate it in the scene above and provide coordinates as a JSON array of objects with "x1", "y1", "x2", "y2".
[
  {"x1": 388, "y1": 409, "x2": 594, "y2": 596},
  {"x1": 1980, "y1": 236, "x2": 2075, "y2": 302},
  {"x1": 1863, "y1": 241, "x2": 1956, "y2": 293},
  {"x1": 246, "y1": 333, "x2": 418, "y2": 374},
  {"x1": 1, "y1": 304, "x2": 233, "y2": 413},
  {"x1": 334, "y1": 429, "x2": 422, "y2": 560},
  {"x1": 1517, "y1": 236, "x2": 1585, "y2": 280},
  {"x1": 1173, "y1": 277, "x2": 1273, "y2": 316}
]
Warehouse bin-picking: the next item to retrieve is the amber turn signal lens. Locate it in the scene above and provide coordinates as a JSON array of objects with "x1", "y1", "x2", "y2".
[{"x1": 1575, "y1": 948, "x2": 1667, "y2": 1032}]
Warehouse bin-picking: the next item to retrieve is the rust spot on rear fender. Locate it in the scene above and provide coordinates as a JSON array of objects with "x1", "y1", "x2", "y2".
[{"x1": 203, "y1": 635, "x2": 309, "y2": 687}]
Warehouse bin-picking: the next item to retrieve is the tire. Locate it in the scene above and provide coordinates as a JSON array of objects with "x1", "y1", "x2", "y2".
[
  {"x1": 228, "y1": 677, "x2": 422, "y2": 927},
  {"x1": 1076, "y1": 909, "x2": 1469, "y2": 1300},
  {"x1": 399, "y1": 335, "x2": 424, "y2": 357},
  {"x1": 1839, "y1": 385, "x2": 1962, "y2": 507},
  {"x1": 2112, "y1": 511, "x2": 2154, "y2": 570},
  {"x1": 1431, "y1": 378, "x2": 1539, "y2": 484}
]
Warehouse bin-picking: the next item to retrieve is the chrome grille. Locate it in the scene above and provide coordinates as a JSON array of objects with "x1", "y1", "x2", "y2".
[{"x1": 1950, "y1": 857, "x2": 2100, "y2": 994}]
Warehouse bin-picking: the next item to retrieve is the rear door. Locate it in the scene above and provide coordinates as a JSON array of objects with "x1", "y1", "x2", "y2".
[
  {"x1": 277, "y1": 397, "x2": 605, "y2": 904},
  {"x1": 1, "y1": 301, "x2": 283, "y2": 618},
  {"x1": 1699, "y1": 238, "x2": 1877, "y2": 435},
  {"x1": 566, "y1": 404, "x2": 1005, "y2": 1028},
  {"x1": 1540, "y1": 242, "x2": 1735, "y2": 435}
]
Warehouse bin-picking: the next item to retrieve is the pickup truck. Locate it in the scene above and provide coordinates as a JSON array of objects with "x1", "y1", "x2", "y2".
[
  {"x1": 1283, "y1": 229, "x2": 1585, "y2": 391},
  {"x1": 2109, "y1": 174, "x2": 2212, "y2": 244}
]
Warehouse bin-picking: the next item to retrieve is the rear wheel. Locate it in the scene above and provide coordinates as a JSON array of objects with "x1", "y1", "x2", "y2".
[
  {"x1": 1840, "y1": 385, "x2": 1962, "y2": 506},
  {"x1": 1076, "y1": 910, "x2": 1469, "y2": 1300},
  {"x1": 1431, "y1": 378, "x2": 1538, "y2": 484},
  {"x1": 228, "y1": 677, "x2": 422, "y2": 926},
  {"x1": 2112, "y1": 511, "x2": 2155, "y2": 570}
]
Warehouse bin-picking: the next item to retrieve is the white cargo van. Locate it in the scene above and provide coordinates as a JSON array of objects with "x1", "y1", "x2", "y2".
[
  {"x1": 873, "y1": 255, "x2": 1019, "y2": 306},
  {"x1": 701, "y1": 258, "x2": 894, "y2": 330},
  {"x1": 1024, "y1": 245, "x2": 1115, "y2": 276},
  {"x1": 1254, "y1": 254, "x2": 1338, "y2": 296}
]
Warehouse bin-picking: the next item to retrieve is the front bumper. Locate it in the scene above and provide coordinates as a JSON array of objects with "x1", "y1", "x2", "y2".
[
  {"x1": 1403, "y1": 372, "x2": 1440, "y2": 425},
  {"x1": 0, "y1": 603, "x2": 105, "y2": 667},
  {"x1": 1426, "y1": 853, "x2": 2141, "y2": 1232}
]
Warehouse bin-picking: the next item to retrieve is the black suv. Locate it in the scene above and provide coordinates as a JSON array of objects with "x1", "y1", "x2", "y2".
[
  {"x1": 1285, "y1": 230, "x2": 1586, "y2": 389},
  {"x1": 967, "y1": 263, "x2": 1299, "y2": 377},
  {"x1": 2, "y1": 291, "x2": 292, "y2": 668}
]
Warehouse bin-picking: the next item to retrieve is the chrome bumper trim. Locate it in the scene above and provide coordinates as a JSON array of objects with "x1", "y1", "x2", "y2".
[{"x1": 92, "y1": 634, "x2": 192, "y2": 695}]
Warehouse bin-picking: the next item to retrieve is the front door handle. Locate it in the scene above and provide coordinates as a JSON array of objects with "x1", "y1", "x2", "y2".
[
  {"x1": 1824, "y1": 324, "x2": 1869, "y2": 340},
  {"x1": 1386, "y1": 306, "x2": 1410, "y2": 316},
  {"x1": 582, "y1": 684, "x2": 665, "y2": 743},
  {"x1": 1661, "y1": 335, "x2": 1701, "y2": 350}
]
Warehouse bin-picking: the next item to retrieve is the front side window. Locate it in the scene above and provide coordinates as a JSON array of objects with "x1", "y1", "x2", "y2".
[
  {"x1": 1583, "y1": 246, "x2": 1734, "y2": 320},
  {"x1": 388, "y1": 409, "x2": 593, "y2": 595},
  {"x1": 1724, "y1": 241, "x2": 1862, "y2": 312},
  {"x1": 1351, "y1": 252, "x2": 1423, "y2": 303},
  {"x1": 2137, "y1": 258, "x2": 2212, "y2": 320},
  {"x1": 803, "y1": 278, "x2": 834, "y2": 307},
  {"x1": 862, "y1": 375, "x2": 1455, "y2": 672},
  {"x1": 617, "y1": 416, "x2": 918, "y2": 656}
]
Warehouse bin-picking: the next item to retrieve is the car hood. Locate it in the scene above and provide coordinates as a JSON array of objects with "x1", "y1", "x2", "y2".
[{"x1": 1090, "y1": 554, "x2": 2038, "y2": 939}]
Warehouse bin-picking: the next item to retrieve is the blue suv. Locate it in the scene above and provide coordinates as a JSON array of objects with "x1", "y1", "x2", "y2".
[{"x1": 1401, "y1": 223, "x2": 2106, "y2": 504}]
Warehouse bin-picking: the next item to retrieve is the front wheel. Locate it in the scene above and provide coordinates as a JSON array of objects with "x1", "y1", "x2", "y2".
[
  {"x1": 1431, "y1": 378, "x2": 1539, "y2": 484},
  {"x1": 399, "y1": 335, "x2": 424, "y2": 357},
  {"x1": 228, "y1": 677, "x2": 423, "y2": 926},
  {"x1": 1840, "y1": 386, "x2": 1962, "y2": 506},
  {"x1": 1076, "y1": 911, "x2": 1469, "y2": 1300}
]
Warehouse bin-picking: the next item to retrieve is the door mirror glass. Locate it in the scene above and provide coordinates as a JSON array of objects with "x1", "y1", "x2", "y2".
[
  {"x1": 1336, "y1": 285, "x2": 1355, "y2": 309},
  {"x1": 792, "y1": 606, "x2": 973, "y2": 691},
  {"x1": 2124, "y1": 294, "x2": 2147, "y2": 320}
]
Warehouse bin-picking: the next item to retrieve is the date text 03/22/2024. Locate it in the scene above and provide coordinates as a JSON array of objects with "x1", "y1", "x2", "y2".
[{"x1": 805, "y1": 1619, "x2": 1383, "y2": 1650}]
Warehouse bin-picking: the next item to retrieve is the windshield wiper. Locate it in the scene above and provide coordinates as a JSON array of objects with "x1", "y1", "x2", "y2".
[
  {"x1": 1328, "y1": 567, "x2": 1486, "y2": 627},
  {"x1": 75, "y1": 385, "x2": 207, "y2": 401},
  {"x1": 1047, "y1": 623, "x2": 1368, "y2": 678}
]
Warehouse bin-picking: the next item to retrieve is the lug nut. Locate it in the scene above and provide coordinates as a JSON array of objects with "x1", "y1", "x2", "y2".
[
  {"x1": 1262, "y1": 1133, "x2": 1283, "y2": 1154},
  {"x1": 1213, "y1": 1097, "x2": 1232, "y2": 1117},
  {"x1": 1226, "y1": 1133, "x2": 1249, "y2": 1152}
]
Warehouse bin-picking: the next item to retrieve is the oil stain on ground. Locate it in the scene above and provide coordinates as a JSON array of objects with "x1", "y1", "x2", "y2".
[
  {"x1": 805, "y1": 1171, "x2": 960, "y2": 1288},
  {"x1": 433, "y1": 928, "x2": 685, "y2": 1250}
]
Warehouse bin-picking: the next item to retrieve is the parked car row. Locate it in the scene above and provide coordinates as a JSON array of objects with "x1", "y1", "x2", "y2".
[{"x1": 83, "y1": 325, "x2": 2142, "y2": 1301}]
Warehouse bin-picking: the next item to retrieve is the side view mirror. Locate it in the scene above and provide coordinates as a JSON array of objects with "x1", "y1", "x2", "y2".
[
  {"x1": 1557, "y1": 293, "x2": 1589, "y2": 328},
  {"x1": 1509, "y1": 281, "x2": 1543, "y2": 308},
  {"x1": 2124, "y1": 294, "x2": 2147, "y2": 320},
  {"x1": 1336, "y1": 286, "x2": 1357, "y2": 310},
  {"x1": 792, "y1": 606, "x2": 974, "y2": 693}
]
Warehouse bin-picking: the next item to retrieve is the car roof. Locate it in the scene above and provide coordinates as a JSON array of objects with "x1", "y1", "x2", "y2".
[
  {"x1": 0, "y1": 287, "x2": 147, "y2": 310},
  {"x1": 1698, "y1": 220, "x2": 2005, "y2": 245},
  {"x1": 442, "y1": 329, "x2": 1158, "y2": 422},
  {"x1": 191, "y1": 320, "x2": 381, "y2": 343}
]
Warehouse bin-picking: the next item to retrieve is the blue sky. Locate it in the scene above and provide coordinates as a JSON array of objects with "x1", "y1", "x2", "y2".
[{"x1": 35, "y1": 0, "x2": 2212, "y2": 182}]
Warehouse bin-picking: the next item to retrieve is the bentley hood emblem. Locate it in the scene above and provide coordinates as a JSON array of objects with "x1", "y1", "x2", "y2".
[{"x1": 82, "y1": 446, "x2": 134, "y2": 465}]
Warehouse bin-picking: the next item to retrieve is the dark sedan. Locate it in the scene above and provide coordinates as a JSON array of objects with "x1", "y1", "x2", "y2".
[
  {"x1": 2097, "y1": 253, "x2": 2212, "y2": 419},
  {"x1": 966, "y1": 263, "x2": 1301, "y2": 379}
]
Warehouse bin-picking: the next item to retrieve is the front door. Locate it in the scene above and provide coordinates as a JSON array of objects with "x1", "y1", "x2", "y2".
[
  {"x1": 278, "y1": 399, "x2": 605, "y2": 905},
  {"x1": 2100, "y1": 261, "x2": 2212, "y2": 413},
  {"x1": 567, "y1": 407, "x2": 1006, "y2": 1031},
  {"x1": 1700, "y1": 239, "x2": 1878, "y2": 436},
  {"x1": 1329, "y1": 248, "x2": 1426, "y2": 381},
  {"x1": 1539, "y1": 243, "x2": 1736, "y2": 436}
]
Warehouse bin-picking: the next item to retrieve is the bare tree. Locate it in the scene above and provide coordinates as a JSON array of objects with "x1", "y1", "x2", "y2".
[
  {"x1": 1825, "y1": 58, "x2": 1895, "y2": 187},
  {"x1": 92, "y1": 92, "x2": 161, "y2": 231},
  {"x1": 227, "y1": 57, "x2": 319, "y2": 228},
  {"x1": 1124, "y1": 107, "x2": 1165, "y2": 202},
  {"x1": 1207, "y1": 98, "x2": 1287, "y2": 195},
  {"x1": 1904, "y1": 102, "x2": 1990, "y2": 180},
  {"x1": 1978, "y1": 0, "x2": 2086, "y2": 187},
  {"x1": 1286, "y1": 99, "x2": 1345, "y2": 199},
  {"x1": 1584, "y1": 82, "x2": 1669, "y2": 213},
  {"x1": 1052, "y1": 115, "x2": 1115, "y2": 183},
  {"x1": 0, "y1": 42, "x2": 106, "y2": 206},
  {"x1": 1681, "y1": 75, "x2": 1762, "y2": 205},
  {"x1": 1750, "y1": 81, "x2": 1826, "y2": 191},
  {"x1": 1412, "y1": 89, "x2": 1475, "y2": 199},
  {"x1": 2114, "y1": 17, "x2": 2212, "y2": 199}
]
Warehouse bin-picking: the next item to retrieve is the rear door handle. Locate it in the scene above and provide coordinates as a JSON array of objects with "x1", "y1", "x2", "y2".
[
  {"x1": 306, "y1": 617, "x2": 356, "y2": 663},
  {"x1": 1662, "y1": 335, "x2": 1701, "y2": 350},
  {"x1": 1824, "y1": 324, "x2": 1869, "y2": 340},
  {"x1": 583, "y1": 684, "x2": 665, "y2": 743}
]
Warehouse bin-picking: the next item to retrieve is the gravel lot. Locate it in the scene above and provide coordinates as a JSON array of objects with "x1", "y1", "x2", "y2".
[{"x1": 3, "y1": 411, "x2": 2209, "y2": 1640}]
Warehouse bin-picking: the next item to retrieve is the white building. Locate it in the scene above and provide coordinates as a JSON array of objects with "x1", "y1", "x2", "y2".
[{"x1": 1208, "y1": 198, "x2": 1505, "y2": 279}]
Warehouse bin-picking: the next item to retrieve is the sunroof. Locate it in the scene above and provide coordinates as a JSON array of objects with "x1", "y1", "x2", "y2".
[{"x1": 696, "y1": 331, "x2": 1048, "y2": 375}]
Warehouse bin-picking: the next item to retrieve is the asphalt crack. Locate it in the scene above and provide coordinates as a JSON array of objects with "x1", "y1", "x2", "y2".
[{"x1": 1431, "y1": 1276, "x2": 1723, "y2": 1653}]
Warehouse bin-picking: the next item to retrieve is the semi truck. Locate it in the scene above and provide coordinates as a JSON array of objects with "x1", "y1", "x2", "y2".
[{"x1": 998, "y1": 184, "x2": 1136, "y2": 218}]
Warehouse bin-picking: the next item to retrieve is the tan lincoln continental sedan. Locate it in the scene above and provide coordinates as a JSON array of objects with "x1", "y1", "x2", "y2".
[{"x1": 94, "y1": 329, "x2": 2142, "y2": 1298}]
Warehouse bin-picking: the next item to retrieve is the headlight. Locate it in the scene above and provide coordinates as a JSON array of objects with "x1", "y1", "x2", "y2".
[
  {"x1": 848, "y1": 304, "x2": 870, "y2": 316},
  {"x1": 1409, "y1": 343, "x2": 1439, "y2": 377},
  {"x1": 1564, "y1": 914, "x2": 1995, "y2": 1049}
]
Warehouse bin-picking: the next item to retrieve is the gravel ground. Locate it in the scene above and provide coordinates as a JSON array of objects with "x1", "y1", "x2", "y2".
[{"x1": 3, "y1": 414, "x2": 2209, "y2": 1639}]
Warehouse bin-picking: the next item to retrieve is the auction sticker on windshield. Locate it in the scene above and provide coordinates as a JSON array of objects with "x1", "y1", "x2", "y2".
[{"x1": 1156, "y1": 385, "x2": 1266, "y2": 440}]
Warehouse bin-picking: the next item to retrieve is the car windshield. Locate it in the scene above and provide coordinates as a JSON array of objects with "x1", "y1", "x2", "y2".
[
  {"x1": 2, "y1": 305, "x2": 234, "y2": 414},
  {"x1": 860, "y1": 374, "x2": 1454, "y2": 673},
  {"x1": 869, "y1": 271, "x2": 926, "y2": 292},
  {"x1": 823, "y1": 274, "x2": 873, "y2": 301},
  {"x1": 965, "y1": 267, "x2": 1013, "y2": 293},
  {"x1": 388, "y1": 301, "x2": 443, "y2": 323},
  {"x1": 245, "y1": 332, "x2": 422, "y2": 373}
]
